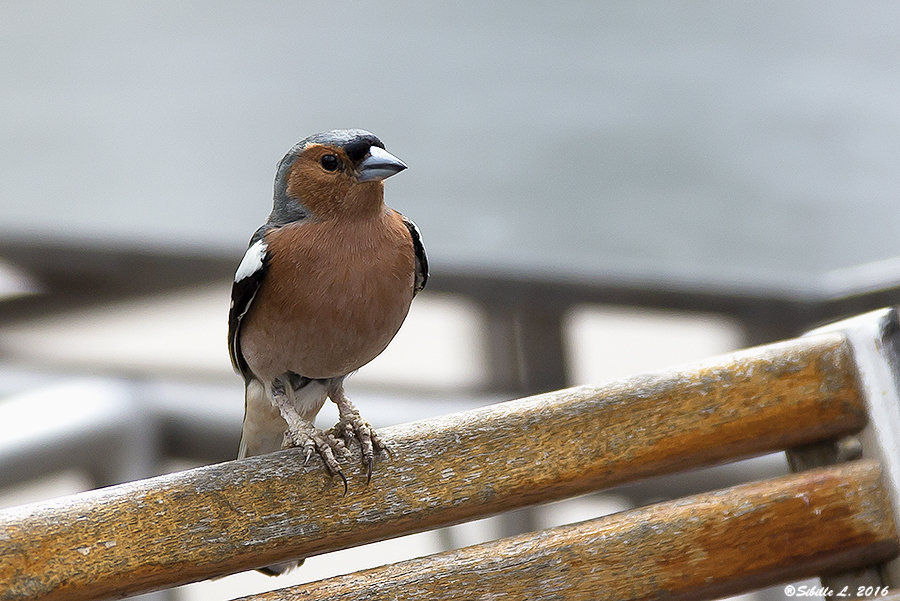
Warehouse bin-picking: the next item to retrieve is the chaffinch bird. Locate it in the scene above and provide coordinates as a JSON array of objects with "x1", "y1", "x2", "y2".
[{"x1": 228, "y1": 130, "x2": 427, "y2": 497}]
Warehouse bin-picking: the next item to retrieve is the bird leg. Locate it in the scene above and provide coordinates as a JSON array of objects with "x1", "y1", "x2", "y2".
[
  {"x1": 270, "y1": 380, "x2": 352, "y2": 493},
  {"x1": 325, "y1": 383, "x2": 388, "y2": 484}
]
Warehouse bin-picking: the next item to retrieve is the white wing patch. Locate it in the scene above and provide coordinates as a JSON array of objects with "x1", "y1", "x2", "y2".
[{"x1": 235, "y1": 239, "x2": 267, "y2": 282}]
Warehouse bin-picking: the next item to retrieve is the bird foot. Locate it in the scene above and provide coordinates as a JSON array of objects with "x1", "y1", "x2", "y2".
[
  {"x1": 326, "y1": 410, "x2": 388, "y2": 485},
  {"x1": 282, "y1": 423, "x2": 353, "y2": 494}
]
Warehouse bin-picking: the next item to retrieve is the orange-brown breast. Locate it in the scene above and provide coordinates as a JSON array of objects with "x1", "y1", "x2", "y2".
[{"x1": 239, "y1": 209, "x2": 417, "y2": 381}]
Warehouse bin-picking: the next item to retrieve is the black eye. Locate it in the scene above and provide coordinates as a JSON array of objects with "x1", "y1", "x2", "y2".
[{"x1": 320, "y1": 154, "x2": 340, "y2": 172}]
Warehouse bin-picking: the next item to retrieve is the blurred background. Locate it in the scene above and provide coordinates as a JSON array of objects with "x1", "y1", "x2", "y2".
[{"x1": 2, "y1": 2, "x2": 900, "y2": 600}]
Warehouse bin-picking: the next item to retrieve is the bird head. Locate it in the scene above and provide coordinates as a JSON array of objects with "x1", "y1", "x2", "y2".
[{"x1": 271, "y1": 129, "x2": 407, "y2": 222}]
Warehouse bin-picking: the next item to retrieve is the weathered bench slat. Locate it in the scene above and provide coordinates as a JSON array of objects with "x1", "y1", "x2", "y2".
[
  {"x1": 240, "y1": 461, "x2": 898, "y2": 601},
  {"x1": 0, "y1": 333, "x2": 867, "y2": 600}
]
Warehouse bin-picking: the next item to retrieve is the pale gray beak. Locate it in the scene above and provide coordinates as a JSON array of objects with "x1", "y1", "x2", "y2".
[{"x1": 357, "y1": 146, "x2": 408, "y2": 182}]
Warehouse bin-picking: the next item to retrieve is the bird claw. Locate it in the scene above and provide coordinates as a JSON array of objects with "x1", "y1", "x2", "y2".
[
  {"x1": 335, "y1": 470, "x2": 348, "y2": 496},
  {"x1": 365, "y1": 455, "x2": 374, "y2": 487},
  {"x1": 280, "y1": 407, "x2": 386, "y2": 492},
  {"x1": 326, "y1": 411, "x2": 388, "y2": 485},
  {"x1": 283, "y1": 426, "x2": 352, "y2": 494}
]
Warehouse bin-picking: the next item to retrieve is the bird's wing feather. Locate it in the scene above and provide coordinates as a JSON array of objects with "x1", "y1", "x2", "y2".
[
  {"x1": 401, "y1": 215, "x2": 428, "y2": 295},
  {"x1": 228, "y1": 233, "x2": 269, "y2": 380}
]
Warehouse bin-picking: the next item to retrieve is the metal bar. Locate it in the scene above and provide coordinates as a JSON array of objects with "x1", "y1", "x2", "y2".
[{"x1": 804, "y1": 308, "x2": 900, "y2": 588}]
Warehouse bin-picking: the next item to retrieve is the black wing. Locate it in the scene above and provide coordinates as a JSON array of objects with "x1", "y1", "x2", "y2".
[
  {"x1": 401, "y1": 215, "x2": 428, "y2": 295},
  {"x1": 228, "y1": 230, "x2": 270, "y2": 380}
]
